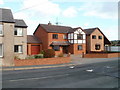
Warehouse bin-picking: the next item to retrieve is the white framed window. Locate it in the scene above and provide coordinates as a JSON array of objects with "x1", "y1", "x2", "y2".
[
  {"x1": 63, "y1": 34, "x2": 67, "y2": 39},
  {"x1": 0, "y1": 44, "x2": 3, "y2": 57},
  {"x1": 78, "y1": 45, "x2": 82, "y2": 50},
  {"x1": 52, "y1": 45, "x2": 60, "y2": 51},
  {"x1": 0, "y1": 24, "x2": 3, "y2": 35},
  {"x1": 14, "y1": 45, "x2": 23, "y2": 53},
  {"x1": 14, "y1": 28, "x2": 23, "y2": 36}
]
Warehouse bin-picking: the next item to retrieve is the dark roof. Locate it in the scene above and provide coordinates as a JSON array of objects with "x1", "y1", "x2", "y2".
[
  {"x1": 0, "y1": 8, "x2": 15, "y2": 23},
  {"x1": 51, "y1": 41, "x2": 70, "y2": 46},
  {"x1": 70, "y1": 27, "x2": 85, "y2": 33},
  {"x1": 84, "y1": 27, "x2": 111, "y2": 44},
  {"x1": 84, "y1": 28, "x2": 98, "y2": 35},
  {"x1": 15, "y1": 19, "x2": 27, "y2": 28},
  {"x1": 34, "y1": 24, "x2": 73, "y2": 34},
  {"x1": 27, "y1": 35, "x2": 42, "y2": 44}
]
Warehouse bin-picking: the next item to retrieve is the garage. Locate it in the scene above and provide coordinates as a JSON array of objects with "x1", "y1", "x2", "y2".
[
  {"x1": 31, "y1": 45, "x2": 40, "y2": 55},
  {"x1": 27, "y1": 35, "x2": 42, "y2": 55}
]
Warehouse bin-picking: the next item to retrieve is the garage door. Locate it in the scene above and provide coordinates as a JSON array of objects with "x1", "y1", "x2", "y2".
[{"x1": 31, "y1": 45, "x2": 40, "y2": 55}]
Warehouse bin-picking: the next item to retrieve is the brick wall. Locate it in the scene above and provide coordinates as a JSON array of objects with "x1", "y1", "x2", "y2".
[
  {"x1": 34, "y1": 26, "x2": 48, "y2": 50},
  {"x1": 84, "y1": 53, "x2": 120, "y2": 58},
  {"x1": 14, "y1": 57, "x2": 71, "y2": 66},
  {"x1": 68, "y1": 44, "x2": 86, "y2": 54}
]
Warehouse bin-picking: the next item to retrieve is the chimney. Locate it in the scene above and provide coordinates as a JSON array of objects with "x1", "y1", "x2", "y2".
[{"x1": 48, "y1": 21, "x2": 52, "y2": 25}]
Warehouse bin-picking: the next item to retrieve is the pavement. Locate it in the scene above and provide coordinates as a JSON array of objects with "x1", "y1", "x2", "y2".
[{"x1": 1, "y1": 55, "x2": 119, "y2": 71}]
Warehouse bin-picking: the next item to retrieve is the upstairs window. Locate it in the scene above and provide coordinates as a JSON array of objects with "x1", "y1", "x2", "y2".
[
  {"x1": 0, "y1": 44, "x2": 3, "y2": 57},
  {"x1": 92, "y1": 35, "x2": 96, "y2": 39},
  {"x1": 53, "y1": 34, "x2": 58, "y2": 39},
  {"x1": 98, "y1": 36, "x2": 102, "y2": 39},
  {"x1": 52, "y1": 45, "x2": 60, "y2": 51},
  {"x1": 78, "y1": 45, "x2": 82, "y2": 50},
  {"x1": 14, "y1": 28, "x2": 23, "y2": 36},
  {"x1": 77, "y1": 34, "x2": 83, "y2": 39},
  {"x1": 0, "y1": 24, "x2": 3, "y2": 35},
  {"x1": 63, "y1": 34, "x2": 67, "y2": 39},
  {"x1": 14, "y1": 45, "x2": 23, "y2": 53}
]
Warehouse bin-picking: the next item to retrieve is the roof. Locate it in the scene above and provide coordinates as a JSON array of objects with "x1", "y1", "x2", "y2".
[
  {"x1": 15, "y1": 19, "x2": 27, "y2": 28},
  {"x1": 84, "y1": 28, "x2": 98, "y2": 35},
  {"x1": 27, "y1": 35, "x2": 42, "y2": 44},
  {"x1": 0, "y1": 8, "x2": 15, "y2": 23},
  {"x1": 51, "y1": 41, "x2": 70, "y2": 46},
  {"x1": 84, "y1": 27, "x2": 111, "y2": 44},
  {"x1": 70, "y1": 27, "x2": 85, "y2": 33},
  {"x1": 34, "y1": 24, "x2": 73, "y2": 34}
]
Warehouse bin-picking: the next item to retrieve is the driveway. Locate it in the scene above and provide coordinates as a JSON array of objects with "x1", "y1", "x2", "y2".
[{"x1": 70, "y1": 54, "x2": 119, "y2": 65}]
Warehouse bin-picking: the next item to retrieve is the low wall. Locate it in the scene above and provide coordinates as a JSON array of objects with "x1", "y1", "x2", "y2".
[
  {"x1": 84, "y1": 53, "x2": 120, "y2": 58},
  {"x1": 14, "y1": 57, "x2": 71, "y2": 66}
]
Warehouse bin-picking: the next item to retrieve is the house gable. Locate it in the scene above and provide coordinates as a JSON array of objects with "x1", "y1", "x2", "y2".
[{"x1": 68, "y1": 27, "x2": 86, "y2": 44}]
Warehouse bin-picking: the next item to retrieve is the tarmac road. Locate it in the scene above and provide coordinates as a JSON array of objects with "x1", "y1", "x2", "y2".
[{"x1": 2, "y1": 58, "x2": 119, "y2": 88}]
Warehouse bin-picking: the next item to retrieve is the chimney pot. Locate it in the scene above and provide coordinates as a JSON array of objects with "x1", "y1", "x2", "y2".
[{"x1": 48, "y1": 21, "x2": 52, "y2": 25}]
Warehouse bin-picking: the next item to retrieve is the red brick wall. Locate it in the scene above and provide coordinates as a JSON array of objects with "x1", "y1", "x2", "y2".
[
  {"x1": 48, "y1": 33, "x2": 67, "y2": 55},
  {"x1": 84, "y1": 53, "x2": 120, "y2": 58},
  {"x1": 14, "y1": 57, "x2": 71, "y2": 66},
  {"x1": 34, "y1": 26, "x2": 48, "y2": 50},
  {"x1": 68, "y1": 44, "x2": 86, "y2": 54}
]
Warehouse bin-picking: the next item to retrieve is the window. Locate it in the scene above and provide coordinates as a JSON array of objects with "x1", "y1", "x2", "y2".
[
  {"x1": 14, "y1": 45, "x2": 23, "y2": 53},
  {"x1": 14, "y1": 28, "x2": 23, "y2": 36},
  {"x1": 0, "y1": 44, "x2": 3, "y2": 57},
  {"x1": 0, "y1": 24, "x2": 3, "y2": 35},
  {"x1": 92, "y1": 35, "x2": 96, "y2": 39},
  {"x1": 95, "y1": 44, "x2": 100, "y2": 50},
  {"x1": 52, "y1": 45, "x2": 60, "y2": 51},
  {"x1": 78, "y1": 45, "x2": 82, "y2": 50},
  {"x1": 98, "y1": 36, "x2": 102, "y2": 39},
  {"x1": 53, "y1": 34, "x2": 58, "y2": 39},
  {"x1": 63, "y1": 34, "x2": 67, "y2": 39},
  {"x1": 77, "y1": 34, "x2": 83, "y2": 39}
]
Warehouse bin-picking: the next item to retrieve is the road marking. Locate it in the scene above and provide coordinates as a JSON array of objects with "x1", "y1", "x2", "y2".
[
  {"x1": 9, "y1": 74, "x2": 70, "y2": 82},
  {"x1": 86, "y1": 69, "x2": 93, "y2": 72}
]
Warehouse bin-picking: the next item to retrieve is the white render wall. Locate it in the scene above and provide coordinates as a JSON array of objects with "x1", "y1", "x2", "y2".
[{"x1": 68, "y1": 28, "x2": 86, "y2": 44}]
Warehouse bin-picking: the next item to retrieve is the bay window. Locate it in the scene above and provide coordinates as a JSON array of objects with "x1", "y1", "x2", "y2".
[{"x1": 52, "y1": 45, "x2": 60, "y2": 51}]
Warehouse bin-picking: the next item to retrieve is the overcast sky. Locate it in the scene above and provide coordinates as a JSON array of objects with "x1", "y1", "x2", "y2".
[{"x1": 0, "y1": 0, "x2": 118, "y2": 41}]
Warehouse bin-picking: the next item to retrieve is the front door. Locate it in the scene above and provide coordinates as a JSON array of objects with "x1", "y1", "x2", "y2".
[{"x1": 62, "y1": 46, "x2": 68, "y2": 54}]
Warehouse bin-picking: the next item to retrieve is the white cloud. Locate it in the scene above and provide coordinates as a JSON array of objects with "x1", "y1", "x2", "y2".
[
  {"x1": 13, "y1": 0, "x2": 61, "y2": 35},
  {"x1": 79, "y1": 2, "x2": 118, "y2": 19},
  {"x1": 62, "y1": 7, "x2": 78, "y2": 17},
  {"x1": 0, "y1": 0, "x2": 3, "y2": 4},
  {"x1": 83, "y1": 22, "x2": 90, "y2": 28},
  {"x1": 22, "y1": 0, "x2": 61, "y2": 17},
  {"x1": 100, "y1": 26, "x2": 118, "y2": 40}
]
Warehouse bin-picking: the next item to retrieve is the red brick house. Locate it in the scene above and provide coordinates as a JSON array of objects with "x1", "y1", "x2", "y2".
[{"x1": 27, "y1": 22, "x2": 111, "y2": 55}]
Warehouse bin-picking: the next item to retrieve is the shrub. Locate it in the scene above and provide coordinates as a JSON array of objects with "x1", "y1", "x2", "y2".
[
  {"x1": 40, "y1": 50, "x2": 45, "y2": 55},
  {"x1": 34, "y1": 54, "x2": 43, "y2": 59},
  {"x1": 14, "y1": 56, "x2": 21, "y2": 60},
  {"x1": 58, "y1": 53, "x2": 64, "y2": 57},
  {"x1": 44, "y1": 49, "x2": 55, "y2": 58},
  {"x1": 25, "y1": 55, "x2": 35, "y2": 59}
]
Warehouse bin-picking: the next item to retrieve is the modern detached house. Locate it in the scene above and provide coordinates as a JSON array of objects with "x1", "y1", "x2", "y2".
[
  {"x1": 27, "y1": 22, "x2": 111, "y2": 56},
  {"x1": 29, "y1": 22, "x2": 86, "y2": 56},
  {"x1": 0, "y1": 8, "x2": 27, "y2": 66},
  {"x1": 84, "y1": 28, "x2": 111, "y2": 53}
]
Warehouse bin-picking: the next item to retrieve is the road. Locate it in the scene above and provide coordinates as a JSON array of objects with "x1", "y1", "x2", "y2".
[{"x1": 2, "y1": 58, "x2": 119, "y2": 88}]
